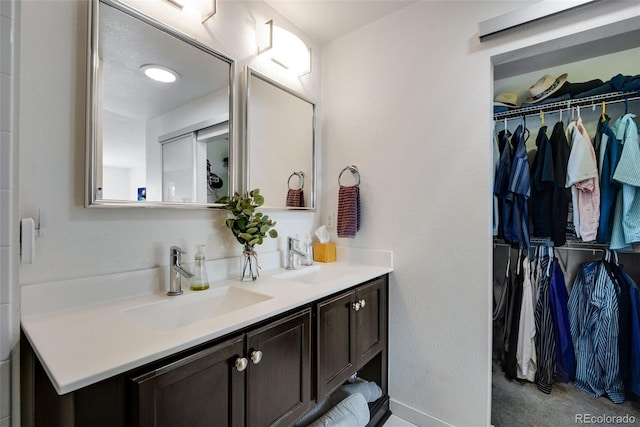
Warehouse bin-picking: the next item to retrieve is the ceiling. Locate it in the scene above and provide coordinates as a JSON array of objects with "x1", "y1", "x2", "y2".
[
  {"x1": 100, "y1": 2, "x2": 230, "y2": 122},
  {"x1": 265, "y1": 0, "x2": 417, "y2": 45}
]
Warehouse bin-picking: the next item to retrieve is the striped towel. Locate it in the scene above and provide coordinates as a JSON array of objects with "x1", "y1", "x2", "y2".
[
  {"x1": 337, "y1": 185, "x2": 360, "y2": 238},
  {"x1": 286, "y1": 188, "x2": 305, "y2": 207}
]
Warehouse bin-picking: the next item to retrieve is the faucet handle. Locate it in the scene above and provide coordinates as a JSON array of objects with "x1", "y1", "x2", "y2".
[
  {"x1": 170, "y1": 246, "x2": 187, "y2": 255},
  {"x1": 170, "y1": 246, "x2": 187, "y2": 266}
]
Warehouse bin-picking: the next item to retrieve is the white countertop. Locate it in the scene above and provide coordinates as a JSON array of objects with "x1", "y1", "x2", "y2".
[{"x1": 21, "y1": 247, "x2": 393, "y2": 395}]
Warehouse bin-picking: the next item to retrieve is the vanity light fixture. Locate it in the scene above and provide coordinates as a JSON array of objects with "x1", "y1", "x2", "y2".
[
  {"x1": 257, "y1": 20, "x2": 311, "y2": 77},
  {"x1": 164, "y1": 0, "x2": 217, "y2": 23},
  {"x1": 139, "y1": 64, "x2": 180, "y2": 83}
]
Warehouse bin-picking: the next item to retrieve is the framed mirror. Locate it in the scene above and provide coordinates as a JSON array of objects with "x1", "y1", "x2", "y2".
[
  {"x1": 245, "y1": 68, "x2": 316, "y2": 210},
  {"x1": 86, "y1": 0, "x2": 235, "y2": 208}
]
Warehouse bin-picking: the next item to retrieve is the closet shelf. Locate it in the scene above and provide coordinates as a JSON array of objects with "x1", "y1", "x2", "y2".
[{"x1": 493, "y1": 90, "x2": 639, "y2": 120}]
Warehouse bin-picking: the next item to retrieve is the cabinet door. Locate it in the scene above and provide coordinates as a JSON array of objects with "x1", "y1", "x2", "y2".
[
  {"x1": 130, "y1": 335, "x2": 245, "y2": 427},
  {"x1": 355, "y1": 276, "x2": 387, "y2": 367},
  {"x1": 245, "y1": 309, "x2": 311, "y2": 427},
  {"x1": 316, "y1": 291, "x2": 356, "y2": 399}
]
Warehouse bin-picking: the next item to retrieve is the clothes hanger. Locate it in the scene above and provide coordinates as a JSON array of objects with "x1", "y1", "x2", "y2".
[
  {"x1": 546, "y1": 246, "x2": 553, "y2": 277},
  {"x1": 517, "y1": 248, "x2": 522, "y2": 275},
  {"x1": 520, "y1": 116, "x2": 530, "y2": 142},
  {"x1": 570, "y1": 102, "x2": 575, "y2": 121},
  {"x1": 624, "y1": 98, "x2": 629, "y2": 115},
  {"x1": 601, "y1": 101, "x2": 606, "y2": 123}
]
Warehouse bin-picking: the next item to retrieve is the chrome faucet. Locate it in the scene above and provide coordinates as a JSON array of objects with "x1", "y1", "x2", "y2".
[
  {"x1": 285, "y1": 236, "x2": 310, "y2": 270},
  {"x1": 168, "y1": 246, "x2": 193, "y2": 296}
]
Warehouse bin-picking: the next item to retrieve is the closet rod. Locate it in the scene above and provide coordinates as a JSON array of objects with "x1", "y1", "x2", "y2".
[
  {"x1": 493, "y1": 91, "x2": 639, "y2": 120},
  {"x1": 492, "y1": 240, "x2": 638, "y2": 255},
  {"x1": 493, "y1": 242, "x2": 606, "y2": 255}
]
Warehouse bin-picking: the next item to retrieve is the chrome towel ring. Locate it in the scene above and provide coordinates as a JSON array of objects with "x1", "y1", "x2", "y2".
[
  {"x1": 287, "y1": 171, "x2": 305, "y2": 190},
  {"x1": 338, "y1": 165, "x2": 360, "y2": 186}
]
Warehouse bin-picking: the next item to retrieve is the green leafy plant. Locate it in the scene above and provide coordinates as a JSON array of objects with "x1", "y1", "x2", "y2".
[{"x1": 219, "y1": 189, "x2": 278, "y2": 247}]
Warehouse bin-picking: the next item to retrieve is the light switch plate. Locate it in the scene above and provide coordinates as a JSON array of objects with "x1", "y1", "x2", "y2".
[{"x1": 21, "y1": 217, "x2": 35, "y2": 264}]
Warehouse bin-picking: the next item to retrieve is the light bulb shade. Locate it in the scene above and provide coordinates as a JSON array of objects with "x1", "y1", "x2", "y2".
[
  {"x1": 139, "y1": 64, "x2": 180, "y2": 83},
  {"x1": 257, "y1": 20, "x2": 311, "y2": 76},
  {"x1": 163, "y1": 0, "x2": 216, "y2": 23}
]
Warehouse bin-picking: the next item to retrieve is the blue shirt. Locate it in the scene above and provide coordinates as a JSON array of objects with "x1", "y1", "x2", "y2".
[
  {"x1": 596, "y1": 118, "x2": 622, "y2": 244},
  {"x1": 591, "y1": 262, "x2": 625, "y2": 403},
  {"x1": 611, "y1": 264, "x2": 640, "y2": 397},
  {"x1": 611, "y1": 114, "x2": 640, "y2": 250},
  {"x1": 508, "y1": 125, "x2": 531, "y2": 248},
  {"x1": 630, "y1": 278, "x2": 640, "y2": 397},
  {"x1": 569, "y1": 261, "x2": 602, "y2": 397},
  {"x1": 549, "y1": 261, "x2": 575, "y2": 382},
  {"x1": 494, "y1": 130, "x2": 514, "y2": 243}
]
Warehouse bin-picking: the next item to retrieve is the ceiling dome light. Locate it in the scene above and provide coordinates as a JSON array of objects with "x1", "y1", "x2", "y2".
[{"x1": 139, "y1": 64, "x2": 180, "y2": 83}]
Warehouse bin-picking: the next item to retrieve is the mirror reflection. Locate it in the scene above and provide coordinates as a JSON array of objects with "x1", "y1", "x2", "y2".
[
  {"x1": 246, "y1": 69, "x2": 315, "y2": 210},
  {"x1": 87, "y1": 0, "x2": 234, "y2": 207}
]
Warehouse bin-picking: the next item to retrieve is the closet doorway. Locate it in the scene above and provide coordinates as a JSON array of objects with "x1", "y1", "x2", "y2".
[{"x1": 490, "y1": 22, "x2": 640, "y2": 427}]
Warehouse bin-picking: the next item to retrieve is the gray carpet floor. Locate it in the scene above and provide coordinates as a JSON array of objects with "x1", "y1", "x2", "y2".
[{"x1": 491, "y1": 360, "x2": 640, "y2": 427}]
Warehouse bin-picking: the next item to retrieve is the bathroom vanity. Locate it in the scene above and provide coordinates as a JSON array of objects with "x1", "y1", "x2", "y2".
[{"x1": 21, "y1": 249, "x2": 392, "y2": 427}]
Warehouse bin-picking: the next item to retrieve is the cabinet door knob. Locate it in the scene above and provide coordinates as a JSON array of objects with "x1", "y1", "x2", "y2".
[
  {"x1": 235, "y1": 357, "x2": 248, "y2": 372},
  {"x1": 359, "y1": 299, "x2": 366, "y2": 308},
  {"x1": 352, "y1": 302, "x2": 361, "y2": 311},
  {"x1": 250, "y1": 350, "x2": 263, "y2": 364}
]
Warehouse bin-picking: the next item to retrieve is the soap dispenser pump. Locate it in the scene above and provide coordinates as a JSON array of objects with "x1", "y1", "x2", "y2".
[{"x1": 190, "y1": 244, "x2": 210, "y2": 291}]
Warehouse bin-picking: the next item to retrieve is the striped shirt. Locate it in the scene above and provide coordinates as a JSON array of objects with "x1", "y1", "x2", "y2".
[
  {"x1": 569, "y1": 261, "x2": 602, "y2": 397},
  {"x1": 628, "y1": 274, "x2": 640, "y2": 396},
  {"x1": 535, "y1": 256, "x2": 555, "y2": 394},
  {"x1": 592, "y1": 262, "x2": 625, "y2": 403},
  {"x1": 569, "y1": 261, "x2": 626, "y2": 403},
  {"x1": 611, "y1": 114, "x2": 640, "y2": 249}
]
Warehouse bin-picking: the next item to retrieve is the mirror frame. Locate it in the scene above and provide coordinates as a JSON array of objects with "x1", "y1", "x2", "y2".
[
  {"x1": 243, "y1": 67, "x2": 317, "y2": 211},
  {"x1": 86, "y1": 0, "x2": 236, "y2": 208}
]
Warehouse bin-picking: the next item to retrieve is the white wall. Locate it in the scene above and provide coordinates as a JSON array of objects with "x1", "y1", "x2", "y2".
[
  {"x1": 320, "y1": 1, "x2": 640, "y2": 425},
  {"x1": 147, "y1": 88, "x2": 229, "y2": 201},
  {"x1": 0, "y1": 0, "x2": 19, "y2": 425},
  {"x1": 18, "y1": 0, "x2": 320, "y2": 287},
  {"x1": 16, "y1": 1, "x2": 320, "y2": 420},
  {"x1": 15, "y1": 0, "x2": 640, "y2": 425}
]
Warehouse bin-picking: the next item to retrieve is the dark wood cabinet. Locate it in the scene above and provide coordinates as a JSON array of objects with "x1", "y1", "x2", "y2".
[
  {"x1": 24, "y1": 275, "x2": 389, "y2": 427},
  {"x1": 131, "y1": 309, "x2": 311, "y2": 427},
  {"x1": 355, "y1": 278, "x2": 386, "y2": 367},
  {"x1": 130, "y1": 335, "x2": 245, "y2": 427},
  {"x1": 316, "y1": 276, "x2": 388, "y2": 400},
  {"x1": 246, "y1": 309, "x2": 311, "y2": 426},
  {"x1": 317, "y1": 290, "x2": 356, "y2": 398}
]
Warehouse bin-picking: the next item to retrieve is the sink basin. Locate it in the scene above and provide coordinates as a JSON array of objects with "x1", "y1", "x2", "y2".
[
  {"x1": 124, "y1": 286, "x2": 272, "y2": 332},
  {"x1": 273, "y1": 265, "x2": 358, "y2": 285}
]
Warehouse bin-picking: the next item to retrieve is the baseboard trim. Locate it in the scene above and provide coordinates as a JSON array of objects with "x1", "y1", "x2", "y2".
[{"x1": 389, "y1": 399, "x2": 456, "y2": 427}]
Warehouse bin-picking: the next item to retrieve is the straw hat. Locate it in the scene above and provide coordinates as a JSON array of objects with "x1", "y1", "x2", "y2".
[
  {"x1": 494, "y1": 92, "x2": 519, "y2": 108},
  {"x1": 525, "y1": 73, "x2": 568, "y2": 103}
]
